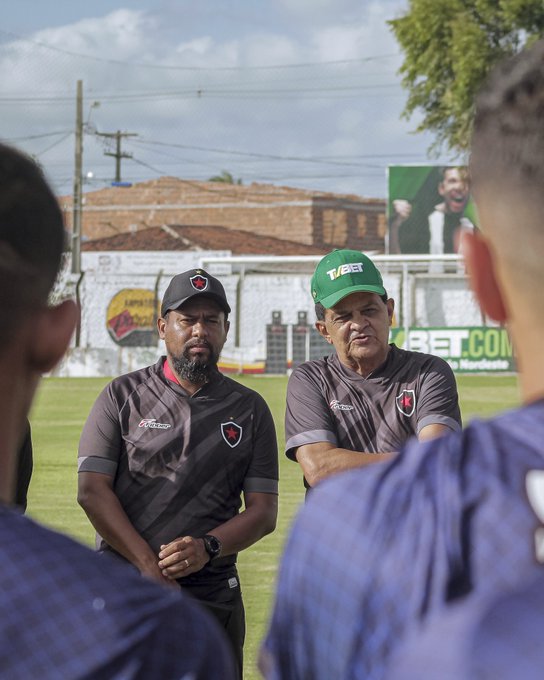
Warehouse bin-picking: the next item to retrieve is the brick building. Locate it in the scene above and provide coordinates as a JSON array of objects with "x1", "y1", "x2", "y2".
[{"x1": 60, "y1": 177, "x2": 387, "y2": 252}]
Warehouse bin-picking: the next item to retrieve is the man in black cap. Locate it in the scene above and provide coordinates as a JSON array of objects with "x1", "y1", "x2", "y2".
[{"x1": 78, "y1": 268, "x2": 279, "y2": 679}]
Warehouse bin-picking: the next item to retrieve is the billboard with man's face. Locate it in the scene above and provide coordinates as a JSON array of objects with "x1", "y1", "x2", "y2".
[{"x1": 387, "y1": 165, "x2": 478, "y2": 255}]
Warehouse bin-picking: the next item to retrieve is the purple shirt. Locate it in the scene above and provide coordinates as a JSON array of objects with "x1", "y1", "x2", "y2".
[
  {"x1": 0, "y1": 505, "x2": 236, "y2": 679},
  {"x1": 387, "y1": 574, "x2": 544, "y2": 680},
  {"x1": 263, "y1": 400, "x2": 544, "y2": 679}
]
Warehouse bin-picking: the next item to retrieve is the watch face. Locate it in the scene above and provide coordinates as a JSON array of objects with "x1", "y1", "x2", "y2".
[{"x1": 205, "y1": 535, "x2": 221, "y2": 558}]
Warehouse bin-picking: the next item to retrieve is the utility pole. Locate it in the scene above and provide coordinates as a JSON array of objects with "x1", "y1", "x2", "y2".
[
  {"x1": 72, "y1": 79, "x2": 83, "y2": 275},
  {"x1": 96, "y1": 130, "x2": 137, "y2": 182}
]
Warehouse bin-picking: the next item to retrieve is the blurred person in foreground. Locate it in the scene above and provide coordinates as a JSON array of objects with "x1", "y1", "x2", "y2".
[
  {"x1": 0, "y1": 142, "x2": 235, "y2": 679},
  {"x1": 386, "y1": 572, "x2": 544, "y2": 680},
  {"x1": 261, "y1": 39, "x2": 544, "y2": 680},
  {"x1": 15, "y1": 419, "x2": 32, "y2": 512}
]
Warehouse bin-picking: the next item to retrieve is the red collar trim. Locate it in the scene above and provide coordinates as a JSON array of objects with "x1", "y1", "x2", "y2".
[{"x1": 163, "y1": 358, "x2": 180, "y2": 384}]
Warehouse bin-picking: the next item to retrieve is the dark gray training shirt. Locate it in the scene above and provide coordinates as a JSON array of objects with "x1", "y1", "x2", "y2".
[
  {"x1": 78, "y1": 358, "x2": 278, "y2": 574},
  {"x1": 285, "y1": 344, "x2": 461, "y2": 460}
]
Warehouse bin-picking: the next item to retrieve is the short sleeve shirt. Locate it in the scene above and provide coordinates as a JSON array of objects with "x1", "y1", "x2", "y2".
[
  {"x1": 1, "y1": 506, "x2": 236, "y2": 679},
  {"x1": 263, "y1": 400, "x2": 544, "y2": 680},
  {"x1": 78, "y1": 358, "x2": 278, "y2": 571},
  {"x1": 285, "y1": 344, "x2": 461, "y2": 459},
  {"x1": 386, "y1": 574, "x2": 544, "y2": 680}
]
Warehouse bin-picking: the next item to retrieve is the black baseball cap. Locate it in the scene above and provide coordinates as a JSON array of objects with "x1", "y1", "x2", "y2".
[{"x1": 160, "y1": 269, "x2": 231, "y2": 317}]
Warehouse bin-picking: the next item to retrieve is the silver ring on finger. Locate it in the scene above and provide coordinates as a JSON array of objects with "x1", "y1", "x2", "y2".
[{"x1": 184, "y1": 558, "x2": 190, "y2": 569}]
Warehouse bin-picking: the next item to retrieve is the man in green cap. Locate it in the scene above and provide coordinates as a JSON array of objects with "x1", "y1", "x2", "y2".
[{"x1": 285, "y1": 248, "x2": 461, "y2": 489}]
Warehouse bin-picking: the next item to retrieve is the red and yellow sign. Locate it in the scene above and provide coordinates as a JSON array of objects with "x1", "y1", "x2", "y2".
[{"x1": 107, "y1": 289, "x2": 159, "y2": 347}]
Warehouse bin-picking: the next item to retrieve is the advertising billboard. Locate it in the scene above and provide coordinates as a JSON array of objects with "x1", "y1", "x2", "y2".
[
  {"x1": 388, "y1": 165, "x2": 478, "y2": 254},
  {"x1": 390, "y1": 327, "x2": 514, "y2": 373}
]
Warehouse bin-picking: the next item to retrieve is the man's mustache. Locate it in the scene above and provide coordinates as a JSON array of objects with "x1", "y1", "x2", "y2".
[{"x1": 185, "y1": 339, "x2": 213, "y2": 351}]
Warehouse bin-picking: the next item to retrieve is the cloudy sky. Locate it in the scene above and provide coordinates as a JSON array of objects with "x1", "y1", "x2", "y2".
[{"x1": 2, "y1": 0, "x2": 457, "y2": 199}]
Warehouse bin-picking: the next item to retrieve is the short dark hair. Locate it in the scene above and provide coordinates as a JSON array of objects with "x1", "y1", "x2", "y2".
[
  {"x1": 315, "y1": 293, "x2": 388, "y2": 321},
  {"x1": 470, "y1": 39, "x2": 544, "y2": 288},
  {"x1": 0, "y1": 143, "x2": 65, "y2": 346},
  {"x1": 472, "y1": 40, "x2": 544, "y2": 196},
  {"x1": 315, "y1": 302, "x2": 326, "y2": 321}
]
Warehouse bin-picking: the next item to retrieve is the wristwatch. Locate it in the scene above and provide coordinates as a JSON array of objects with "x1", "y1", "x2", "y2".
[{"x1": 202, "y1": 534, "x2": 222, "y2": 563}]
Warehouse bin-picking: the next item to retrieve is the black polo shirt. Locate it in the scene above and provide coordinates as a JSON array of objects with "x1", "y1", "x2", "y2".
[
  {"x1": 78, "y1": 358, "x2": 278, "y2": 573},
  {"x1": 286, "y1": 344, "x2": 461, "y2": 460}
]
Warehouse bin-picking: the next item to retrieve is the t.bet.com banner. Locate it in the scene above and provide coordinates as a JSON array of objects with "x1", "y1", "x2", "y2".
[{"x1": 390, "y1": 327, "x2": 514, "y2": 372}]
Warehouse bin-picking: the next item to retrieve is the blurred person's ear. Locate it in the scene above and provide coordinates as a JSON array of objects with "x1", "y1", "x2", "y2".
[
  {"x1": 462, "y1": 230, "x2": 507, "y2": 323},
  {"x1": 28, "y1": 299, "x2": 79, "y2": 373}
]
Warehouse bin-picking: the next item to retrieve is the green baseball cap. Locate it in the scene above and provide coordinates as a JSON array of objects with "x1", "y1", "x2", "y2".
[{"x1": 311, "y1": 249, "x2": 386, "y2": 308}]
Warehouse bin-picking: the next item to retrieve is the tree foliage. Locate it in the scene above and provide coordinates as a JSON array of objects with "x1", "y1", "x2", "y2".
[
  {"x1": 389, "y1": 0, "x2": 544, "y2": 152},
  {"x1": 208, "y1": 170, "x2": 243, "y2": 185}
]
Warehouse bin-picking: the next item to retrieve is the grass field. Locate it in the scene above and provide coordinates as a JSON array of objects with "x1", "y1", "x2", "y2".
[{"x1": 27, "y1": 373, "x2": 521, "y2": 679}]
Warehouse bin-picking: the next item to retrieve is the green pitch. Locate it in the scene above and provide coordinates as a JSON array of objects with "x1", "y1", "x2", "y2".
[{"x1": 27, "y1": 373, "x2": 520, "y2": 679}]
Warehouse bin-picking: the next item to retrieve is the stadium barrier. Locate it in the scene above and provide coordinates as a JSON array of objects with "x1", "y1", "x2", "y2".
[{"x1": 49, "y1": 252, "x2": 512, "y2": 377}]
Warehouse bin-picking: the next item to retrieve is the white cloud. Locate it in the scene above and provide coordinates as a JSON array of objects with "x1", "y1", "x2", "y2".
[
  {"x1": 0, "y1": 2, "x2": 447, "y2": 199},
  {"x1": 36, "y1": 9, "x2": 155, "y2": 59}
]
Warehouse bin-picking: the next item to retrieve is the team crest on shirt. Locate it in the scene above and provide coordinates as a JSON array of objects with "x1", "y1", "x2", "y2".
[
  {"x1": 190, "y1": 273, "x2": 208, "y2": 291},
  {"x1": 221, "y1": 421, "x2": 243, "y2": 448},
  {"x1": 395, "y1": 389, "x2": 416, "y2": 417}
]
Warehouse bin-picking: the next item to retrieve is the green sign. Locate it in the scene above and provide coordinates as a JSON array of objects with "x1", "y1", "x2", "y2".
[
  {"x1": 390, "y1": 327, "x2": 515, "y2": 372},
  {"x1": 388, "y1": 165, "x2": 478, "y2": 255}
]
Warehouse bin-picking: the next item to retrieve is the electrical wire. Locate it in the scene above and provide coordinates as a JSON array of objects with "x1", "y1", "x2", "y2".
[{"x1": 0, "y1": 30, "x2": 397, "y2": 72}]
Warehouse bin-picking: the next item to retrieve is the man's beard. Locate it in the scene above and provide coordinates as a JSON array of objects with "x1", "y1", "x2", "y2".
[{"x1": 171, "y1": 341, "x2": 219, "y2": 384}]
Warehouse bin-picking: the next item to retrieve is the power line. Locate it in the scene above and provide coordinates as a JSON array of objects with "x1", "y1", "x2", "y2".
[
  {"x1": 131, "y1": 138, "x2": 386, "y2": 169},
  {"x1": 129, "y1": 156, "x2": 164, "y2": 176},
  {"x1": 0, "y1": 30, "x2": 397, "y2": 71},
  {"x1": 0, "y1": 82, "x2": 401, "y2": 105},
  {"x1": 2, "y1": 130, "x2": 71, "y2": 142},
  {"x1": 123, "y1": 154, "x2": 390, "y2": 202},
  {"x1": 34, "y1": 132, "x2": 72, "y2": 157},
  {"x1": 128, "y1": 137, "x2": 428, "y2": 164}
]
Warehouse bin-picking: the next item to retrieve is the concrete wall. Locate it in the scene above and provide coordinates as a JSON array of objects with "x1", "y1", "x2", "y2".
[{"x1": 51, "y1": 251, "x2": 483, "y2": 377}]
